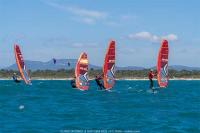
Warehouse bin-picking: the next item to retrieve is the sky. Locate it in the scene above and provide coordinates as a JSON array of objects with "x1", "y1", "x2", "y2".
[{"x1": 0, "y1": 0, "x2": 200, "y2": 68}]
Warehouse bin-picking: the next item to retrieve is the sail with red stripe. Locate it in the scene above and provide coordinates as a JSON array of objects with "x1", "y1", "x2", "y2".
[
  {"x1": 103, "y1": 40, "x2": 116, "y2": 90},
  {"x1": 14, "y1": 44, "x2": 31, "y2": 84},
  {"x1": 157, "y1": 40, "x2": 169, "y2": 88},
  {"x1": 75, "y1": 52, "x2": 89, "y2": 90}
]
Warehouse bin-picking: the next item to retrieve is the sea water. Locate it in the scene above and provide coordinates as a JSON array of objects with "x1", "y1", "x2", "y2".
[{"x1": 0, "y1": 80, "x2": 199, "y2": 133}]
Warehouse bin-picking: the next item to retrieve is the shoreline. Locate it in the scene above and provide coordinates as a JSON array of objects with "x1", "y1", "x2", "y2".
[{"x1": 1, "y1": 78, "x2": 200, "y2": 81}]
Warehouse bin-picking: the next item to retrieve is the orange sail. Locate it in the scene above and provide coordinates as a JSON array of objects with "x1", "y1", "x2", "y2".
[
  {"x1": 75, "y1": 52, "x2": 89, "y2": 90},
  {"x1": 14, "y1": 44, "x2": 31, "y2": 84},
  {"x1": 157, "y1": 40, "x2": 169, "y2": 88},
  {"x1": 103, "y1": 40, "x2": 115, "y2": 90}
]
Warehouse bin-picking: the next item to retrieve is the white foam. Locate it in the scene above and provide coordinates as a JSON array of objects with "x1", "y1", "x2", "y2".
[
  {"x1": 147, "y1": 89, "x2": 158, "y2": 94},
  {"x1": 19, "y1": 105, "x2": 25, "y2": 110},
  {"x1": 128, "y1": 87, "x2": 132, "y2": 89}
]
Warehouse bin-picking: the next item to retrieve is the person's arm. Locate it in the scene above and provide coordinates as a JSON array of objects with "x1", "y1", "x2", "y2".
[
  {"x1": 97, "y1": 74, "x2": 103, "y2": 79},
  {"x1": 153, "y1": 72, "x2": 157, "y2": 78},
  {"x1": 154, "y1": 70, "x2": 158, "y2": 75}
]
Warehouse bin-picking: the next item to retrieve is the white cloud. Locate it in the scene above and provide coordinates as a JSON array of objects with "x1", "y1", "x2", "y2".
[
  {"x1": 67, "y1": 6, "x2": 107, "y2": 19},
  {"x1": 45, "y1": 1, "x2": 139, "y2": 26},
  {"x1": 82, "y1": 18, "x2": 95, "y2": 24},
  {"x1": 162, "y1": 34, "x2": 178, "y2": 41},
  {"x1": 46, "y1": 1, "x2": 107, "y2": 24},
  {"x1": 128, "y1": 32, "x2": 159, "y2": 42},
  {"x1": 72, "y1": 42, "x2": 98, "y2": 48},
  {"x1": 128, "y1": 31, "x2": 178, "y2": 42},
  {"x1": 120, "y1": 14, "x2": 137, "y2": 21},
  {"x1": 72, "y1": 17, "x2": 96, "y2": 24}
]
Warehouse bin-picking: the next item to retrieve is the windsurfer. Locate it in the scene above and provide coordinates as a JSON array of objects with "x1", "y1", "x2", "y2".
[
  {"x1": 12, "y1": 73, "x2": 21, "y2": 83},
  {"x1": 95, "y1": 74, "x2": 105, "y2": 90},
  {"x1": 71, "y1": 76, "x2": 76, "y2": 88},
  {"x1": 53, "y1": 58, "x2": 56, "y2": 64},
  {"x1": 68, "y1": 62, "x2": 70, "y2": 67},
  {"x1": 148, "y1": 69, "x2": 156, "y2": 90}
]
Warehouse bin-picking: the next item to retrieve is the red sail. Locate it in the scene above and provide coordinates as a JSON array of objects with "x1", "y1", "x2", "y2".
[
  {"x1": 75, "y1": 52, "x2": 89, "y2": 90},
  {"x1": 14, "y1": 44, "x2": 31, "y2": 84},
  {"x1": 103, "y1": 40, "x2": 115, "y2": 90},
  {"x1": 157, "y1": 40, "x2": 169, "y2": 88}
]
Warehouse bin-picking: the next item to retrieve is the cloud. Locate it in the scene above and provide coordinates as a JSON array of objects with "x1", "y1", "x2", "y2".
[
  {"x1": 128, "y1": 31, "x2": 178, "y2": 42},
  {"x1": 46, "y1": 1, "x2": 107, "y2": 24},
  {"x1": 71, "y1": 42, "x2": 98, "y2": 48},
  {"x1": 45, "y1": 1, "x2": 139, "y2": 26},
  {"x1": 71, "y1": 17, "x2": 96, "y2": 24},
  {"x1": 120, "y1": 14, "x2": 138, "y2": 21},
  {"x1": 66, "y1": 6, "x2": 107, "y2": 19},
  {"x1": 129, "y1": 32, "x2": 159, "y2": 42},
  {"x1": 162, "y1": 34, "x2": 178, "y2": 41},
  {"x1": 40, "y1": 36, "x2": 99, "y2": 48}
]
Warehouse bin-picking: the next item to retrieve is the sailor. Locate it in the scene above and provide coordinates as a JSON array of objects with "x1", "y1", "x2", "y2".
[
  {"x1": 53, "y1": 58, "x2": 56, "y2": 64},
  {"x1": 71, "y1": 76, "x2": 76, "y2": 88},
  {"x1": 148, "y1": 69, "x2": 155, "y2": 90},
  {"x1": 67, "y1": 62, "x2": 70, "y2": 67},
  {"x1": 95, "y1": 74, "x2": 105, "y2": 90},
  {"x1": 12, "y1": 73, "x2": 21, "y2": 83}
]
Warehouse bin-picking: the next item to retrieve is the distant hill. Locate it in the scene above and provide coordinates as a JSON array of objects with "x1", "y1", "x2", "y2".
[
  {"x1": 5, "y1": 59, "x2": 100, "y2": 71},
  {"x1": 169, "y1": 65, "x2": 200, "y2": 71},
  {"x1": 4, "y1": 59, "x2": 200, "y2": 71},
  {"x1": 150, "y1": 65, "x2": 200, "y2": 71},
  {"x1": 116, "y1": 66, "x2": 145, "y2": 70}
]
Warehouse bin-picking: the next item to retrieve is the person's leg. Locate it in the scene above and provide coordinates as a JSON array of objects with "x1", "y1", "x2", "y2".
[
  {"x1": 99, "y1": 84, "x2": 103, "y2": 90},
  {"x1": 149, "y1": 79, "x2": 151, "y2": 89},
  {"x1": 151, "y1": 79, "x2": 155, "y2": 92},
  {"x1": 102, "y1": 84, "x2": 105, "y2": 90},
  {"x1": 150, "y1": 79, "x2": 153, "y2": 90},
  {"x1": 97, "y1": 80, "x2": 104, "y2": 90}
]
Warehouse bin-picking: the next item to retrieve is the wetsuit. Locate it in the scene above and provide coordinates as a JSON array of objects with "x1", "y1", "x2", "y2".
[
  {"x1": 12, "y1": 76, "x2": 20, "y2": 83},
  {"x1": 53, "y1": 58, "x2": 56, "y2": 64},
  {"x1": 71, "y1": 79, "x2": 76, "y2": 88},
  {"x1": 148, "y1": 72, "x2": 154, "y2": 90},
  {"x1": 68, "y1": 62, "x2": 70, "y2": 67},
  {"x1": 95, "y1": 77, "x2": 105, "y2": 90}
]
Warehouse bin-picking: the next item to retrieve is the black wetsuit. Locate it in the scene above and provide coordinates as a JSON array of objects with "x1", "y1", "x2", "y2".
[
  {"x1": 95, "y1": 78, "x2": 105, "y2": 90},
  {"x1": 148, "y1": 72, "x2": 154, "y2": 90},
  {"x1": 53, "y1": 58, "x2": 56, "y2": 64},
  {"x1": 71, "y1": 79, "x2": 76, "y2": 88},
  {"x1": 12, "y1": 76, "x2": 20, "y2": 83},
  {"x1": 149, "y1": 79, "x2": 153, "y2": 90}
]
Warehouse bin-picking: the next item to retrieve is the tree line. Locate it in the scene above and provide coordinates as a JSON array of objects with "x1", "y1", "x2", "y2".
[{"x1": 1, "y1": 69, "x2": 200, "y2": 79}]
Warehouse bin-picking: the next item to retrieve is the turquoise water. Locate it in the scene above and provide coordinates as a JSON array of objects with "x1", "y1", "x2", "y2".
[{"x1": 0, "y1": 80, "x2": 199, "y2": 133}]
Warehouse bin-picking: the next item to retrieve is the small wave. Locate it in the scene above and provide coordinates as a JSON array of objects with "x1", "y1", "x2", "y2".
[
  {"x1": 128, "y1": 87, "x2": 132, "y2": 89},
  {"x1": 19, "y1": 105, "x2": 25, "y2": 110},
  {"x1": 5, "y1": 84, "x2": 12, "y2": 87},
  {"x1": 147, "y1": 89, "x2": 158, "y2": 94},
  {"x1": 97, "y1": 89, "x2": 105, "y2": 92},
  {"x1": 137, "y1": 89, "x2": 143, "y2": 93},
  {"x1": 127, "y1": 87, "x2": 144, "y2": 93},
  {"x1": 38, "y1": 82, "x2": 43, "y2": 85},
  {"x1": 107, "y1": 89, "x2": 121, "y2": 94}
]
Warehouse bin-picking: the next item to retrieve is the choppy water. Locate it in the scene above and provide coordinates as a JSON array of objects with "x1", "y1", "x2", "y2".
[{"x1": 0, "y1": 80, "x2": 199, "y2": 133}]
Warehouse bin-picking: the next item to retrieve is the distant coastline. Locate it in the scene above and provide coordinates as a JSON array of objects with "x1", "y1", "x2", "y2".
[
  {"x1": 1, "y1": 78, "x2": 200, "y2": 81},
  {"x1": 1, "y1": 69, "x2": 200, "y2": 80}
]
